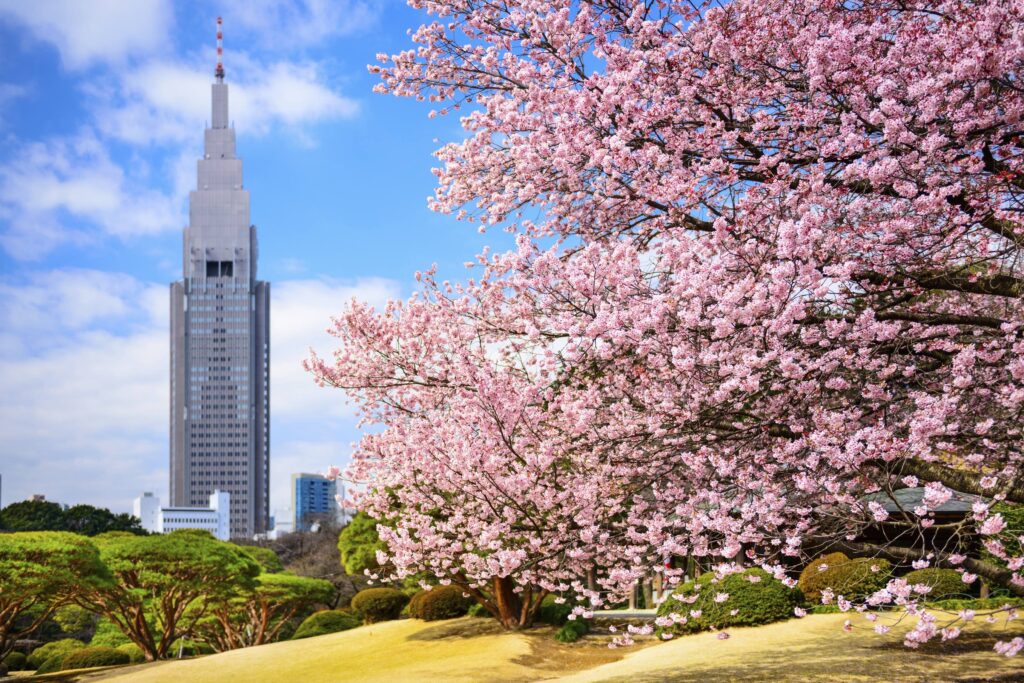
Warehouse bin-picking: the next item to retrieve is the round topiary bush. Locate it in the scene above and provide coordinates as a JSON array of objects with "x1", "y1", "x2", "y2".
[
  {"x1": 3, "y1": 651, "x2": 27, "y2": 671},
  {"x1": 351, "y1": 588, "x2": 409, "y2": 624},
  {"x1": 60, "y1": 646, "x2": 130, "y2": 671},
  {"x1": 116, "y1": 643, "x2": 146, "y2": 664},
  {"x1": 656, "y1": 568, "x2": 803, "y2": 636},
  {"x1": 800, "y1": 557, "x2": 892, "y2": 604},
  {"x1": 291, "y1": 609, "x2": 362, "y2": 640},
  {"x1": 903, "y1": 568, "x2": 968, "y2": 599},
  {"x1": 798, "y1": 552, "x2": 850, "y2": 591},
  {"x1": 409, "y1": 585, "x2": 473, "y2": 621},
  {"x1": 27, "y1": 638, "x2": 85, "y2": 670}
]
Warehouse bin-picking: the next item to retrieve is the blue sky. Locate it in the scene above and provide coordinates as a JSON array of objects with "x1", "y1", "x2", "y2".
[{"x1": 0, "y1": 0, "x2": 505, "y2": 518}]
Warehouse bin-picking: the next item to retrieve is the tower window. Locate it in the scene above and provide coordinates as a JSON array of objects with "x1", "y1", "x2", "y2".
[{"x1": 205, "y1": 261, "x2": 234, "y2": 277}]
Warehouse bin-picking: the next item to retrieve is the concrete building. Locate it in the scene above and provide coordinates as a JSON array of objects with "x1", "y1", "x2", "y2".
[
  {"x1": 170, "y1": 22, "x2": 270, "y2": 540},
  {"x1": 133, "y1": 490, "x2": 231, "y2": 541}
]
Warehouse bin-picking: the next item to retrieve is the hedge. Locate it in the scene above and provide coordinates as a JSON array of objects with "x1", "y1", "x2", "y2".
[
  {"x1": 800, "y1": 557, "x2": 891, "y2": 604},
  {"x1": 797, "y1": 552, "x2": 850, "y2": 596},
  {"x1": 409, "y1": 585, "x2": 473, "y2": 621},
  {"x1": 351, "y1": 588, "x2": 409, "y2": 624},
  {"x1": 27, "y1": 638, "x2": 85, "y2": 670},
  {"x1": 3, "y1": 651, "x2": 26, "y2": 671},
  {"x1": 656, "y1": 568, "x2": 803, "y2": 636},
  {"x1": 60, "y1": 646, "x2": 130, "y2": 670},
  {"x1": 292, "y1": 609, "x2": 362, "y2": 640},
  {"x1": 116, "y1": 643, "x2": 146, "y2": 663},
  {"x1": 903, "y1": 568, "x2": 968, "y2": 599}
]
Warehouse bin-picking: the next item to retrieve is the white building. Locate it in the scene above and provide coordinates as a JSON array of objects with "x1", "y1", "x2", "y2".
[{"x1": 133, "y1": 490, "x2": 231, "y2": 541}]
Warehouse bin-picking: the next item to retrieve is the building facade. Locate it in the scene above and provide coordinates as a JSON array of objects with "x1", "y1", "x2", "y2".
[
  {"x1": 133, "y1": 490, "x2": 231, "y2": 541},
  {"x1": 291, "y1": 473, "x2": 343, "y2": 532},
  {"x1": 170, "y1": 41, "x2": 270, "y2": 539}
]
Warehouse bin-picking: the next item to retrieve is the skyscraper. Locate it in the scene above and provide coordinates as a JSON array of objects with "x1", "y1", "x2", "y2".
[{"x1": 170, "y1": 18, "x2": 269, "y2": 539}]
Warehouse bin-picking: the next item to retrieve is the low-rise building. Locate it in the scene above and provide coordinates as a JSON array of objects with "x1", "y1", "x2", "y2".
[{"x1": 133, "y1": 490, "x2": 230, "y2": 541}]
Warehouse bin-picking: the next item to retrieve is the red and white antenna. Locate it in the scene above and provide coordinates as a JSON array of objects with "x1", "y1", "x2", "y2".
[{"x1": 215, "y1": 16, "x2": 225, "y2": 81}]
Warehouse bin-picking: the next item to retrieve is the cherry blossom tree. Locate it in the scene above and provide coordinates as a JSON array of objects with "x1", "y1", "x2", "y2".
[{"x1": 309, "y1": 0, "x2": 1024, "y2": 642}]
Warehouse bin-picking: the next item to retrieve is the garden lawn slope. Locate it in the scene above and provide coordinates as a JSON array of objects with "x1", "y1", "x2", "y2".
[{"x1": 88, "y1": 614, "x2": 1024, "y2": 683}]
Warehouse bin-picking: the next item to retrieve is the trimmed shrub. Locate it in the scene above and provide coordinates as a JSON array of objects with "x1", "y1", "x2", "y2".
[
  {"x1": 406, "y1": 590, "x2": 427, "y2": 618},
  {"x1": 60, "y1": 646, "x2": 130, "y2": 670},
  {"x1": 291, "y1": 609, "x2": 362, "y2": 640},
  {"x1": 116, "y1": 643, "x2": 145, "y2": 664},
  {"x1": 37, "y1": 655, "x2": 68, "y2": 674},
  {"x1": 929, "y1": 597, "x2": 1024, "y2": 611},
  {"x1": 555, "y1": 619, "x2": 590, "y2": 642},
  {"x1": 27, "y1": 638, "x2": 85, "y2": 670},
  {"x1": 904, "y1": 568, "x2": 968, "y2": 599},
  {"x1": 537, "y1": 594, "x2": 574, "y2": 626},
  {"x1": 409, "y1": 585, "x2": 472, "y2": 621},
  {"x1": 798, "y1": 552, "x2": 850, "y2": 596},
  {"x1": 800, "y1": 558, "x2": 891, "y2": 604},
  {"x1": 656, "y1": 568, "x2": 803, "y2": 636},
  {"x1": 467, "y1": 603, "x2": 490, "y2": 618},
  {"x1": 3, "y1": 651, "x2": 27, "y2": 671},
  {"x1": 351, "y1": 588, "x2": 409, "y2": 624}
]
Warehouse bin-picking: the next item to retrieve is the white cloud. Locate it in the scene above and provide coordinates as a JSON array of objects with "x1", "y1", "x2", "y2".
[
  {"x1": 0, "y1": 270, "x2": 399, "y2": 514},
  {"x1": 0, "y1": 0, "x2": 173, "y2": 69},
  {"x1": 93, "y1": 56, "x2": 359, "y2": 146},
  {"x1": 0, "y1": 133, "x2": 185, "y2": 259},
  {"x1": 271, "y1": 277, "x2": 400, "y2": 420},
  {"x1": 217, "y1": 0, "x2": 380, "y2": 49}
]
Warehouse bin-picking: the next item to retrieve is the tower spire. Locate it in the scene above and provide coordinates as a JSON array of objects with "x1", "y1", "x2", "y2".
[{"x1": 215, "y1": 16, "x2": 225, "y2": 82}]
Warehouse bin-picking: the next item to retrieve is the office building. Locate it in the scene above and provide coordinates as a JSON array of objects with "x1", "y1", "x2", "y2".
[{"x1": 170, "y1": 19, "x2": 270, "y2": 539}]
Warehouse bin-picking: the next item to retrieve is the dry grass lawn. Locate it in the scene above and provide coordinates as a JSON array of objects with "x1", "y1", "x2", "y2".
[{"x1": 60, "y1": 612, "x2": 1024, "y2": 683}]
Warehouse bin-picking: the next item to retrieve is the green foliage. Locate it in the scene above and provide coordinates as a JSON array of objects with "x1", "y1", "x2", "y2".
[
  {"x1": 0, "y1": 532, "x2": 110, "y2": 658},
  {"x1": 798, "y1": 552, "x2": 850, "y2": 596},
  {"x1": 36, "y1": 654, "x2": 68, "y2": 674},
  {"x1": 27, "y1": 638, "x2": 85, "y2": 669},
  {"x1": 291, "y1": 609, "x2": 362, "y2": 639},
  {"x1": 0, "y1": 500, "x2": 143, "y2": 535},
  {"x1": 78, "y1": 532, "x2": 260, "y2": 660},
  {"x1": 537, "y1": 595, "x2": 573, "y2": 626},
  {"x1": 903, "y1": 568, "x2": 968, "y2": 599},
  {"x1": 656, "y1": 568, "x2": 803, "y2": 636},
  {"x1": 60, "y1": 645, "x2": 130, "y2": 670},
  {"x1": 983, "y1": 502, "x2": 1024, "y2": 568},
  {"x1": 555, "y1": 619, "x2": 590, "y2": 642},
  {"x1": 235, "y1": 545, "x2": 285, "y2": 573},
  {"x1": 54, "y1": 604, "x2": 98, "y2": 636},
  {"x1": 927, "y1": 597, "x2": 1024, "y2": 611},
  {"x1": 799, "y1": 557, "x2": 891, "y2": 603},
  {"x1": 467, "y1": 603, "x2": 489, "y2": 618},
  {"x1": 337, "y1": 512, "x2": 387, "y2": 576},
  {"x1": 3, "y1": 651, "x2": 26, "y2": 670},
  {"x1": 90, "y1": 618, "x2": 132, "y2": 647},
  {"x1": 116, "y1": 643, "x2": 145, "y2": 664},
  {"x1": 195, "y1": 571, "x2": 336, "y2": 650},
  {"x1": 351, "y1": 588, "x2": 408, "y2": 624},
  {"x1": 0, "y1": 500, "x2": 65, "y2": 531},
  {"x1": 408, "y1": 585, "x2": 472, "y2": 621}
]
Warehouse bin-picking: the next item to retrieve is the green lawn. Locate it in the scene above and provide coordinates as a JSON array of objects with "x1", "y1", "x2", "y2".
[{"x1": 53, "y1": 612, "x2": 1024, "y2": 683}]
